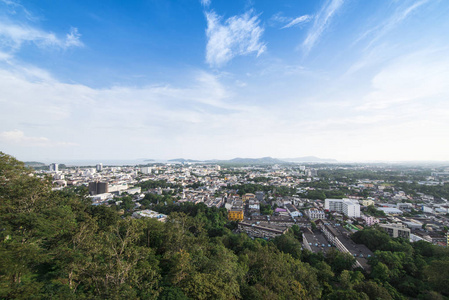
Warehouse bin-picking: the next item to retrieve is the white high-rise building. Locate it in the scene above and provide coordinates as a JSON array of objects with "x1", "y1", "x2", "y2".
[
  {"x1": 49, "y1": 163, "x2": 58, "y2": 172},
  {"x1": 96, "y1": 163, "x2": 103, "y2": 172},
  {"x1": 140, "y1": 167, "x2": 152, "y2": 174},
  {"x1": 325, "y1": 198, "x2": 360, "y2": 218}
]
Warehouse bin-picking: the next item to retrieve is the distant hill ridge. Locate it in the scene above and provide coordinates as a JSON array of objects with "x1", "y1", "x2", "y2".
[
  {"x1": 24, "y1": 161, "x2": 46, "y2": 167},
  {"x1": 227, "y1": 157, "x2": 285, "y2": 164},
  {"x1": 280, "y1": 156, "x2": 338, "y2": 163},
  {"x1": 167, "y1": 156, "x2": 337, "y2": 164},
  {"x1": 168, "y1": 158, "x2": 202, "y2": 163}
]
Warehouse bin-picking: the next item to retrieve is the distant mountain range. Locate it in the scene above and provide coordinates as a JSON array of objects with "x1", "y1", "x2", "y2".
[
  {"x1": 168, "y1": 156, "x2": 337, "y2": 164},
  {"x1": 280, "y1": 156, "x2": 338, "y2": 163},
  {"x1": 168, "y1": 158, "x2": 202, "y2": 163},
  {"x1": 29, "y1": 156, "x2": 337, "y2": 167},
  {"x1": 225, "y1": 157, "x2": 285, "y2": 164}
]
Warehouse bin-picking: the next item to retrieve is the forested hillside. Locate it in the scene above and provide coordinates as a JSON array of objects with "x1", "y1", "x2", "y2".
[{"x1": 1, "y1": 152, "x2": 448, "y2": 299}]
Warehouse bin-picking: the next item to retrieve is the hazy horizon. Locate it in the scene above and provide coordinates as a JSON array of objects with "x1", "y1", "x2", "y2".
[
  {"x1": 19, "y1": 156, "x2": 449, "y2": 167},
  {"x1": 1, "y1": 0, "x2": 448, "y2": 162}
]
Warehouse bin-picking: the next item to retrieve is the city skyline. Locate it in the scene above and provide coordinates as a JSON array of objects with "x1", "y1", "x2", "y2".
[{"x1": 1, "y1": 0, "x2": 449, "y2": 162}]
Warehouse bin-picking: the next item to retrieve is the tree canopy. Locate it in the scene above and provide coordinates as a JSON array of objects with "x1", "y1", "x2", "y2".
[{"x1": 0, "y1": 152, "x2": 448, "y2": 299}]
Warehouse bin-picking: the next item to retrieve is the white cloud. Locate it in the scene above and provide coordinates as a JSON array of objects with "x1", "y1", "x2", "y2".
[
  {"x1": 0, "y1": 22, "x2": 83, "y2": 51},
  {"x1": 0, "y1": 50, "x2": 12, "y2": 61},
  {"x1": 281, "y1": 15, "x2": 312, "y2": 29},
  {"x1": 357, "y1": 49, "x2": 449, "y2": 110},
  {"x1": 270, "y1": 13, "x2": 290, "y2": 24},
  {"x1": 303, "y1": 0, "x2": 344, "y2": 54},
  {"x1": 1, "y1": 54, "x2": 448, "y2": 161},
  {"x1": 1, "y1": 0, "x2": 36, "y2": 22},
  {"x1": 205, "y1": 10, "x2": 266, "y2": 67},
  {"x1": 0, "y1": 62, "x2": 255, "y2": 151},
  {"x1": 65, "y1": 27, "x2": 83, "y2": 48},
  {"x1": 0, "y1": 130, "x2": 77, "y2": 147},
  {"x1": 0, "y1": 1, "x2": 83, "y2": 55},
  {"x1": 270, "y1": 13, "x2": 312, "y2": 29},
  {"x1": 200, "y1": 0, "x2": 210, "y2": 7},
  {"x1": 356, "y1": 0, "x2": 430, "y2": 51}
]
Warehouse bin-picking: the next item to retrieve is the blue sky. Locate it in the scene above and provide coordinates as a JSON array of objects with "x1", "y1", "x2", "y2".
[{"x1": 1, "y1": 0, "x2": 449, "y2": 162}]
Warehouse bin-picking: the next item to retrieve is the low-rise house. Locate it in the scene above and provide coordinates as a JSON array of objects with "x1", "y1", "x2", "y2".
[
  {"x1": 285, "y1": 204, "x2": 301, "y2": 217},
  {"x1": 306, "y1": 208, "x2": 326, "y2": 220},
  {"x1": 362, "y1": 215, "x2": 379, "y2": 226},
  {"x1": 248, "y1": 199, "x2": 260, "y2": 210}
]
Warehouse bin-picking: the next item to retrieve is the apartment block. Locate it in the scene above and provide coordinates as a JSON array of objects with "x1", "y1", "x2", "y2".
[
  {"x1": 325, "y1": 198, "x2": 360, "y2": 218},
  {"x1": 379, "y1": 223, "x2": 411, "y2": 239}
]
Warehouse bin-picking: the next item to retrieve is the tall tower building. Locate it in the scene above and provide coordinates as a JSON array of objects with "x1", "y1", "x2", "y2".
[
  {"x1": 49, "y1": 163, "x2": 59, "y2": 172},
  {"x1": 96, "y1": 163, "x2": 103, "y2": 172},
  {"x1": 89, "y1": 181, "x2": 109, "y2": 195}
]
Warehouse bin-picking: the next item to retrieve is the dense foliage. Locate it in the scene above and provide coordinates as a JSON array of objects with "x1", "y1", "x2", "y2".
[
  {"x1": 395, "y1": 181, "x2": 449, "y2": 199},
  {"x1": 352, "y1": 228, "x2": 449, "y2": 299},
  {"x1": 1, "y1": 152, "x2": 448, "y2": 299},
  {"x1": 227, "y1": 183, "x2": 295, "y2": 197},
  {"x1": 365, "y1": 205, "x2": 387, "y2": 217},
  {"x1": 317, "y1": 168, "x2": 429, "y2": 183},
  {"x1": 136, "y1": 180, "x2": 181, "y2": 191}
]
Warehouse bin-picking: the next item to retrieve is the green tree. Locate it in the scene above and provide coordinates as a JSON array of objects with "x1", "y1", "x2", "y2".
[
  {"x1": 354, "y1": 281, "x2": 392, "y2": 300},
  {"x1": 272, "y1": 233, "x2": 302, "y2": 259},
  {"x1": 325, "y1": 248, "x2": 356, "y2": 274},
  {"x1": 324, "y1": 289, "x2": 369, "y2": 300},
  {"x1": 371, "y1": 262, "x2": 390, "y2": 282},
  {"x1": 424, "y1": 260, "x2": 449, "y2": 296}
]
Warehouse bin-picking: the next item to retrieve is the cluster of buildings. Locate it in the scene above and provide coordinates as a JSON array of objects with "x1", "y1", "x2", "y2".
[{"x1": 41, "y1": 161, "x2": 449, "y2": 266}]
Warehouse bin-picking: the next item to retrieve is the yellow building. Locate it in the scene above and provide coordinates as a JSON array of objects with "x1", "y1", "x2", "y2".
[{"x1": 228, "y1": 209, "x2": 244, "y2": 221}]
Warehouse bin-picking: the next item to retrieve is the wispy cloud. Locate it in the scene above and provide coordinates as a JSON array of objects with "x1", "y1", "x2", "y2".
[
  {"x1": 357, "y1": 49, "x2": 449, "y2": 111},
  {"x1": 0, "y1": 50, "x2": 12, "y2": 61},
  {"x1": 282, "y1": 15, "x2": 312, "y2": 29},
  {"x1": 64, "y1": 27, "x2": 83, "y2": 48},
  {"x1": 0, "y1": 60, "x2": 252, "y2": 136},
  {"x1": 205, "y1": 10, "x2": 266, "y2": 67},
  {"x1": 270, "y1": 13, "x2": 290, "y2": 23},
  {"x1": 356, "y1": 0, "x2": 430, "y2": 51},
  {"x1": 0, "y1": 22, "x2": 83, "y2": 52},
  {"x1": 200, "y1": 0, "x2": 210, "y2": 7},
  {"x1": 271, "y1": 13, "x2": 312, "y2": 29},
  {"x1": 302, "y1": 0, "x2": 344, "y2": 54},
  {"x1": 0, "y1": 0, "x2": 83, "y2": 55},
  {"x1": 0, "y1": 129, "x2": 78, "y2": 147},
  {"x1": 0, "y1": 57, "x2": 285, "y2": 159},
  {"x1": 0, "y1": 0, "x2": 36, "y2": 21}
]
